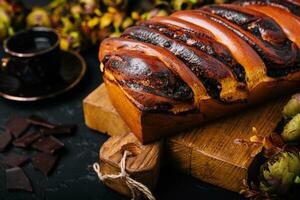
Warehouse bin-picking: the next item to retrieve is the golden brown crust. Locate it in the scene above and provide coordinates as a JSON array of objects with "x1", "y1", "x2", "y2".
[
  {"x1": 171, "y1": 10, "x2": 267, "y2": 91},
  {"x1": 235, "y1": 0, "x2": 300, "y2": 16},
  {"x1": 245, "y1": 5, "x2": 300, "y2": 48},
  {"x1": 147, "y1": 16, "x2": 215, "y2": 38}
]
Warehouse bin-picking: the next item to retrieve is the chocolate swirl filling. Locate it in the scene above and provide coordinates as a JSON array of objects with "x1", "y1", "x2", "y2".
[
  {"x1": 199, "y1": 8, "x2": 300, "y2": 76},
  {"x1": 104, "y1": 51, "x2": 193, "y2": 104},
  {"x1": 141, "y1": 21, "x2": 246, "y2": 83},
  {"x1": 122, "y1": 26, "x2": 242, "y2": 100},
  {"x1": 235, "y1": 0, "x2": 300, "y2": 16}
]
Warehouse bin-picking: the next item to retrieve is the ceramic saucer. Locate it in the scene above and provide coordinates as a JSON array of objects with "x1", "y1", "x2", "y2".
[{"x1": 0, "y1": 50, "x2": 86, "y2": 101}]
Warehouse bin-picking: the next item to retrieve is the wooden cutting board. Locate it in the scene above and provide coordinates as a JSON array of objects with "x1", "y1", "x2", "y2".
[{"x1": 83, "y1": 84, "x2": 289, "y2": 193}]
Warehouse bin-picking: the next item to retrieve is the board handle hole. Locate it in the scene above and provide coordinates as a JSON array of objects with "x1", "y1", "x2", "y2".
[{"x1": 121, "y1": 143, "x2": 142, "y2": 157}]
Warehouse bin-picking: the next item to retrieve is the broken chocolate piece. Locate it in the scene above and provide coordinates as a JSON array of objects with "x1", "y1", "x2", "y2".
[
  {"x1": 27, "y1": 115, "x2": 56, "y2": 129},
  {"x1": 6, "y1": 167, "x2": 32, "y2": 192},
  {"x1": 32, "y1": 153, "x2": 59, "y2": 176},
  {"x1": 0, "y1": 153, "x2": 29, "y2": 167},
  {"x1": 13, "y1": 131, "x2": 42, "y2": 148},
  {"x1": 5, "y1": 116, "x2": 30, "y2": 138},
  {"x1": 41, "y1": 124, "x2": 77, "y2": 136},
  {"x1": 31, "y1": 136, "x2": 64, "y2": 154},
  {"x1": 0, "y1": 130, "x2": 12, "y2": 152}
]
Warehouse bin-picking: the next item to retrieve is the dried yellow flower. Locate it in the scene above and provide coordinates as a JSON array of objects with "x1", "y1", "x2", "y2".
[
  {"x1": 100, "y1": 12, "x2": 113, "y2": 29},
  {"x1": 122, "y1": 17, "x2": 133, "y2": 29}
]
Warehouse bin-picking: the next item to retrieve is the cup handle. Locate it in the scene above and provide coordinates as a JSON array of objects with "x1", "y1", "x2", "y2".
[{"x1": 1, "y1": 57, "x2": 10, "y2": 69}]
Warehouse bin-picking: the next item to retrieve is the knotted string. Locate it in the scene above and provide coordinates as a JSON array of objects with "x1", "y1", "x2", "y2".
[{"x1": 93, "y1": 150, "x2": 156, "y2": 200}]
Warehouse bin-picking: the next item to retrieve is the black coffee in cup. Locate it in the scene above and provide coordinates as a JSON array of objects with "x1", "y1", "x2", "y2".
[{"x1": 1, "y1": 27, "x2": 61, "y2": 86}]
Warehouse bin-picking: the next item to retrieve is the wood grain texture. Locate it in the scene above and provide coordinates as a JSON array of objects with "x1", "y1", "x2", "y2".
[
  {"x1": 84, "y1": 84, "x2": 289, "y2": 192},
  {"x1": 99, "y1": 132, "x2": 162, "y2": 198},
  {"x1": 83, "y1": 85, "x2": 130, "y2": 136}
]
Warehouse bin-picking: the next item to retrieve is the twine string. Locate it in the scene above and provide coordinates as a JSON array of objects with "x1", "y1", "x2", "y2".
[{"x1": 93, "y1": 150, "x2": 156, "y2": 200}]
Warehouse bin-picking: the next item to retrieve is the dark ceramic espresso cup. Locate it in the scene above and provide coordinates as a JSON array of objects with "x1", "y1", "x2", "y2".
[{"x1": 1, "y1": 27, "x2": 61, "y2": 86}]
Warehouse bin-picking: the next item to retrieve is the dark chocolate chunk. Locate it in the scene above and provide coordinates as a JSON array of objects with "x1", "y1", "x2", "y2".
[
  {"x1": 0, "y1": 153, "x2": 29, "y2": 167},
  {"x1": 27, "y1": 115, "x2": 56, "y2": 129},
  {"x1": 5, "y1": 116, "x2": 30, "y2": 138},
  {"x1": 32, "y1": 153, "x2": 59, "y2": 176},
  {"x1": 41, "y1": 124, "x2": 77, "y2": 136},
  {"x1": 13, "y1": 131, "x2": 42, "y2": 148},
  {"x1": 6, "y1": 167, "x2": 32, "y2": 192},
  {"x1": 31, "y1": 136, "x2": 64, "y2": 154},
  {"x1": 0, "y1": 130, "x2": 12, "y2": 152}
]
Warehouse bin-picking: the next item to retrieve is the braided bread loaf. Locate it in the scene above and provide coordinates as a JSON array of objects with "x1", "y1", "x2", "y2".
[{"x1": 99, "y1": 0, "x2": 300, "y2": 144}]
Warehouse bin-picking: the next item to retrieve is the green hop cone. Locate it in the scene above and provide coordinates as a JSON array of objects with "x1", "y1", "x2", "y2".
[
  {"x1": 26, "y1": 8, "x2": 51, "y2": 27},
  {"x1": 0, "y1": 7, "x2": 15, "y2": 40},
  {"x1": 283, "y1": 94, "x2": 300, "y2": 119},
  {"x1": 259, "y1": 152, "x2": 300, "y2": 195},
  {"x1": 0, "y1": 8, "x2": 10, "y2": 39},
  {"x1": 282, "y1": 114, "x2": 300, "y2": 143}
]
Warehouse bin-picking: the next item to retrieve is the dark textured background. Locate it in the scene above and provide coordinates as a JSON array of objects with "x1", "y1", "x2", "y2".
[{"x1": 0, "y1": 1, "x2": 245, "y2": 199}]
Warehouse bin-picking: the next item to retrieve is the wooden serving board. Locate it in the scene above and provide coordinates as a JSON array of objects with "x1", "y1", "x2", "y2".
[{"x1": 83, "y1": 84, "x2": 289, "y2": 193}]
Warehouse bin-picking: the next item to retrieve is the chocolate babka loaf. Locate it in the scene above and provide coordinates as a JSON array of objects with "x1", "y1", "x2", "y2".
[{"x1": 99, "y1": 0, "x2": 300, "y2": 143}]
